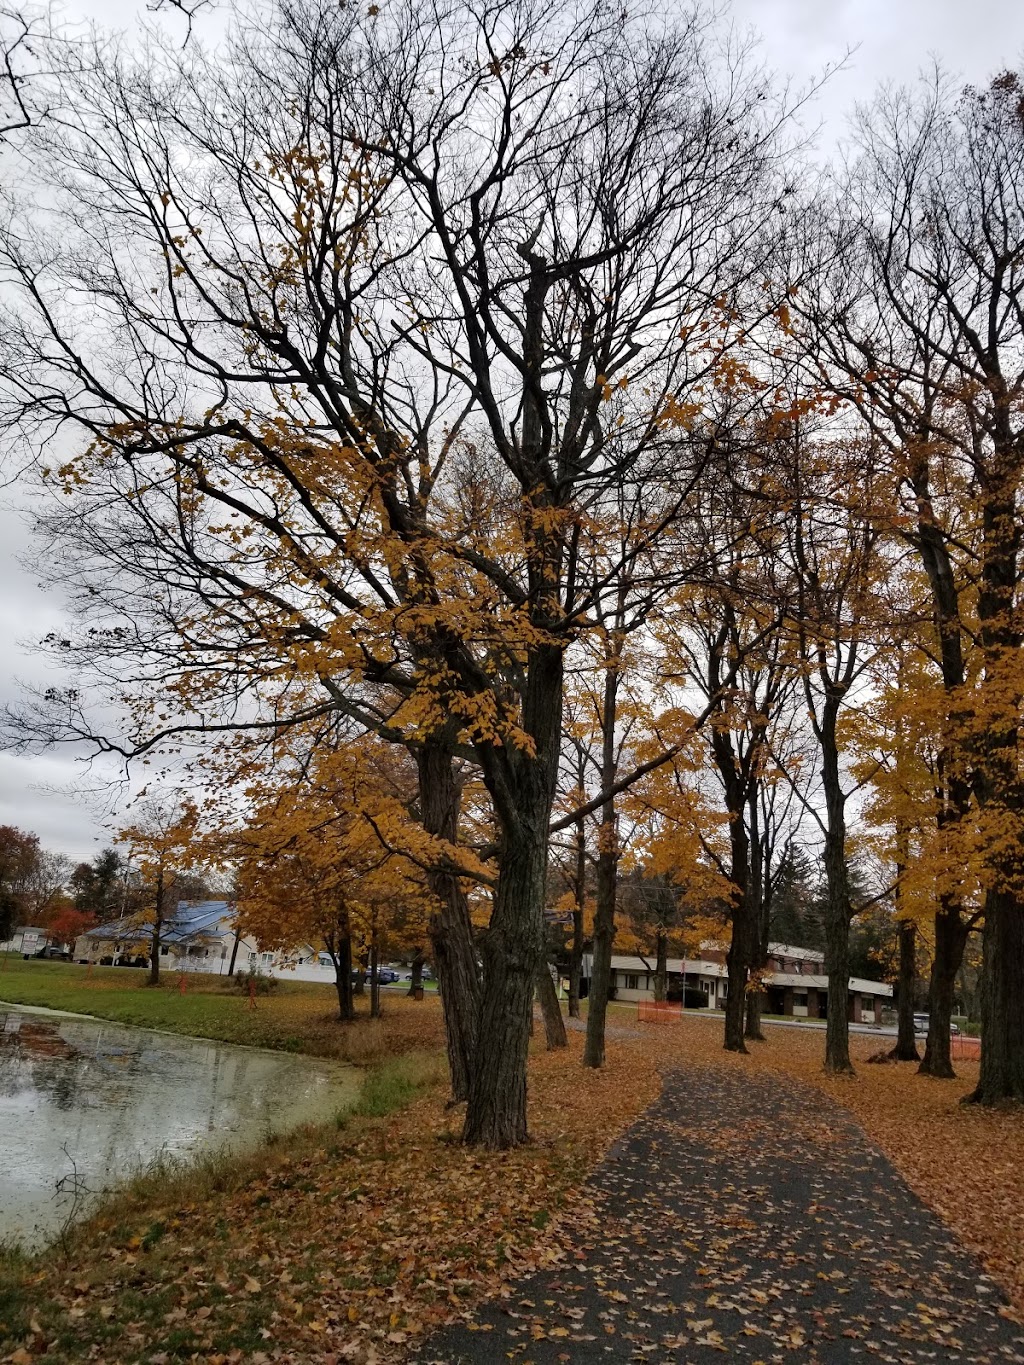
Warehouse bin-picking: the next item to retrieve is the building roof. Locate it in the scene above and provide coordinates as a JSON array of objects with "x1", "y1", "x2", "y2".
[
  {"x1": 768, "y1": 943, "x2": 825, "y2": 962},
  {"x1": 83, "y1": 901, "x2": 235, "y2": 946},
  {"x1": 770, "y1": 971, "x2": 892, "y2": 997}
]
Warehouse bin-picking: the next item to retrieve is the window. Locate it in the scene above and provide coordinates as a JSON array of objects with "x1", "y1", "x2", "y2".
[
  {"x1": 794, "y1": 991, "x2": 808, "y2": 1006},
  {"x1": 625, "y1": 973, "x2": 639, "y2": 991},
  {"x1": 248, "y1": 951, "x2": 258, "y2": 966},
  {"x1": 720, "y1": 981, "x2": 728, "y2": 998},
  {"x1": 261, "y1": 952, "x2": 273, "y2": 966}
]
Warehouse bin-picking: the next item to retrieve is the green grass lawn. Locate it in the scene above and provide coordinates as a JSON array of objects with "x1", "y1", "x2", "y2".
[{"x1": 0, "y1": 955, "x2": 445, "y2": 1062}]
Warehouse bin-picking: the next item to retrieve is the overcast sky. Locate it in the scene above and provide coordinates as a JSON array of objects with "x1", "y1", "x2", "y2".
[{"x1": 1, "y1": 0, "x2": 1022, "y2": 861}]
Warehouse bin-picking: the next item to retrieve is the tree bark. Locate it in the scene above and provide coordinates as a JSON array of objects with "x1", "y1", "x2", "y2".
[
  {"x1": 968, "y1": 886, "x2": 1024, "y2": 1103},
  {"x1": 535, "y1": 958, "x2": 567, "y2": 1049},
  {"x1": 227, "y1": 926, "x2": 241, "y2": 978},
  {"x1": 407, "y1": 948, "x2": 425, "y2": 996},
  {"x1": 744, "y1": 790, "x2": 767, "y2": 1042},
  {"x1": 369, "y1": 932, "x2": 381, "y2": 1019},
  {"x1": 567, "y1": 817, "x2": 586, "y2": 1019},
  {"x1": 463, "y1": 816, "x2": 549, "y2": 1147},
  {"x1": 417, "y1": 733, "x2": 481, "y2": 1103},
  {"x1": 463, "y1": 610, "x2": 563, "y2": 1145},
  {"x1": 583, "y1": 646, "x2": 621, "y2": 1069},
  {"x1": 819, "y1": 695, "x2": 854, "y2": 1075},
  {"x1": 653, "y1": 931, "x2": 668, "y2": 1003},
  {"x1": 147, "y1": 864, "x2": 164, "y2": 987},
  {"x1": 918, "y1": 904, "x2": 968, "y2": 1076},
  {"x1": 326, "y1": 914, "x2": 354, "y2": 1021},
  {"x1": 893, "y1": 918, "x2": 920, "y2": 1062}
]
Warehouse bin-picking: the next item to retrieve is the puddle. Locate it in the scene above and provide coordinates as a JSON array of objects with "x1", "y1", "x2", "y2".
[{"x1": 0, "y1": 1006, "x2": 359, "y2": 1247}]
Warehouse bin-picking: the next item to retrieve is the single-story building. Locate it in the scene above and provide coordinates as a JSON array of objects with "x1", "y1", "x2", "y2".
[
  {"x1": 583, "y1": 942, "x2": 892, "y2": 1023},
  {"x1": 0, "y1": 926, "x2": 49, "y2": 956}
]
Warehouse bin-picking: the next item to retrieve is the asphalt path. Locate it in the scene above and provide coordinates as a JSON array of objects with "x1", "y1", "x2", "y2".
[{"x1": 418, "y1": 1065, "x2": 1024, "y2": 1365}]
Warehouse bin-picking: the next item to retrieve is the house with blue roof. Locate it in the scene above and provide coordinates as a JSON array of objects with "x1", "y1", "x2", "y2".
[{"x1": 73, "y1": 900, "x2": 256, "y2": 973}]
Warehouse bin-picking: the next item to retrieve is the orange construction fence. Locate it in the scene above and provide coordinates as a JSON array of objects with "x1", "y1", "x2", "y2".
[
  {"x1": 637, "y1": 1000, "x2": 682, "y2": 1023},
  {"x1": 950, "y1": 1034, "x2": 981, "y2": 1061}
]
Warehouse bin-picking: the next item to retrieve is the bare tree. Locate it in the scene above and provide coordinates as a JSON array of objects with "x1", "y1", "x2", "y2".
[{"x1": 798, "y1": 70, "x2": 1024, "y2": 1099}]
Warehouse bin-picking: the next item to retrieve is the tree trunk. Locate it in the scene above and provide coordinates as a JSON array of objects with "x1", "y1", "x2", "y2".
[
  {"x1": 892, "y1": 918, "x2": 920, "y2": 1062},
  {"x1": 583, "y1": 646, "x2": 621, "y2": 1069},
  {"x1": 417, "y1": 733, "x2": 481, "y2": 1103},
  {"x1": 147, "y1": 865, "x2": 164, "y2": 987},
  {"x1": 567, "y1": 817, "x2": 586, "y2": 1019},
  {"x1": 330, "y1": 932, "x2": 354, "y2": 1022},
  {"x1": 822, "y1": 835, "x2": 853, "y2": 1075},
  {"x1": 723, "y1": 816, "x2": 752, "y2": 1054},
  {"x1": 918, "y1": 904, "x2": 968, "y2": 1076},
  {"x1": 744, "y1": 791, "x2": 767, "y2": 1042},
  {"x1": 353, "y1": 966, "x2": 366, "y2": 996},
  {"x1": 407, "y1": 948, "x2": 425, "y2": 996},
  {"x1": 463, "y1": 609, "x2": 562, "y2": 1145},
  {"x1": 653, "y1": 931, "x2": 668, "y2": 1003},
  {"x1": 968, "y1": 886, "x2": 1024, "y2": 1104},
  {"x1": 227, "y1": 926, "x2": 241, "y2": 978},
  {"x1": 967, "y1": 484, "x2": 1024, "y2": 1103},
  {"x1": 463, "y1": 819, "x2": 548, "y2": 1148},
  {"x1": 369, "y1": 933, "x2": 380, "y2": 1019},
  {"x1": 535, "y1": 958, "x2": 567, "y2": 1049}
]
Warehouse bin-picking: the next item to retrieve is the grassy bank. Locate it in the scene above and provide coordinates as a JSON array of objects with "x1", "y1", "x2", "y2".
[
  {"x1": 0, "y1": 1030, "x2": 658, "y2": 1364},
  {"x1": 0, "y1": 957, "x2": 445, "y2": 1064}
]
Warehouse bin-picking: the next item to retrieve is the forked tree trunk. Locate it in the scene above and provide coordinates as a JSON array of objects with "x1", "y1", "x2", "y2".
[
  {"x1": 536, "y1": 958, "x2": 567, "y2": 1048},
  {"x1": 463, "y1": 820, "x2": 548, "y2": 1147},
  {"x1": 892, "y1": 918, "x2": 920, "y2": 1062},
  {"x1": 417, "y1": 734, "x2": 481, "y2": 1103},
  {"x1": 919, "y1": 903, "x2": 967, "y2": 1076},
  {"x1": 462, "y1": 623, "x2": 562, "y2": 1147},
  {"x1": 968, "y1": 885, "x2": 1024, "y2": 1104}
]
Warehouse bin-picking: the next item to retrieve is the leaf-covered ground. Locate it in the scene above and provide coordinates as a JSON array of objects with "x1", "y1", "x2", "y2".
[
  {"x1": 422, "y1": 1062, "x2": 1024, "y2": 1363},
  {"x1": 4, "y1": 993, "x2": 1024, "y2": 1365}
]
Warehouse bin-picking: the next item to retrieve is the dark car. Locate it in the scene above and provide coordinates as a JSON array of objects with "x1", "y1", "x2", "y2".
[
  {"x1": 375, "y1": 967, "x2": 401, "y2": 985},
  {"x1": 31, "y1": 945, "x2": 70, "y2": 961}
]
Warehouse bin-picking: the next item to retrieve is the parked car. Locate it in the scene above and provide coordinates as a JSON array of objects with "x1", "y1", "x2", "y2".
[
  {"x1": 350, "y1": 966, "x2": 401, "y2": 985},
  {"x1": 31, "y1": 945, "x2": 70, "y2": 961},
  {"x1": 913, "y1": 1013, "x2": 960, "y2": 1036}
]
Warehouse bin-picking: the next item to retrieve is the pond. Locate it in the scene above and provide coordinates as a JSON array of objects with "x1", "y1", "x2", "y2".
[{"x1": 0, "y1": 1005, "x2": 360, "y2": 1248}]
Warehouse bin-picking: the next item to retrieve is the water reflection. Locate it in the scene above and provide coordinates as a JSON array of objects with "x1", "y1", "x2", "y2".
[{"x1": 0, "y1": 1007, "x2": 358, "y2": 1247}]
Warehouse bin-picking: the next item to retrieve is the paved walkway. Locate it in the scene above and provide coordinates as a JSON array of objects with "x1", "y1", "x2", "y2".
[{"x1": 419, "y1": 1066, "x2": 1024, "y2": 1364}]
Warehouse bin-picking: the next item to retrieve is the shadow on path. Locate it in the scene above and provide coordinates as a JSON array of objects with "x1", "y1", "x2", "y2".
[{"x1": 419, "y1": 1065, "x2": 1024, "y2": 1364}]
